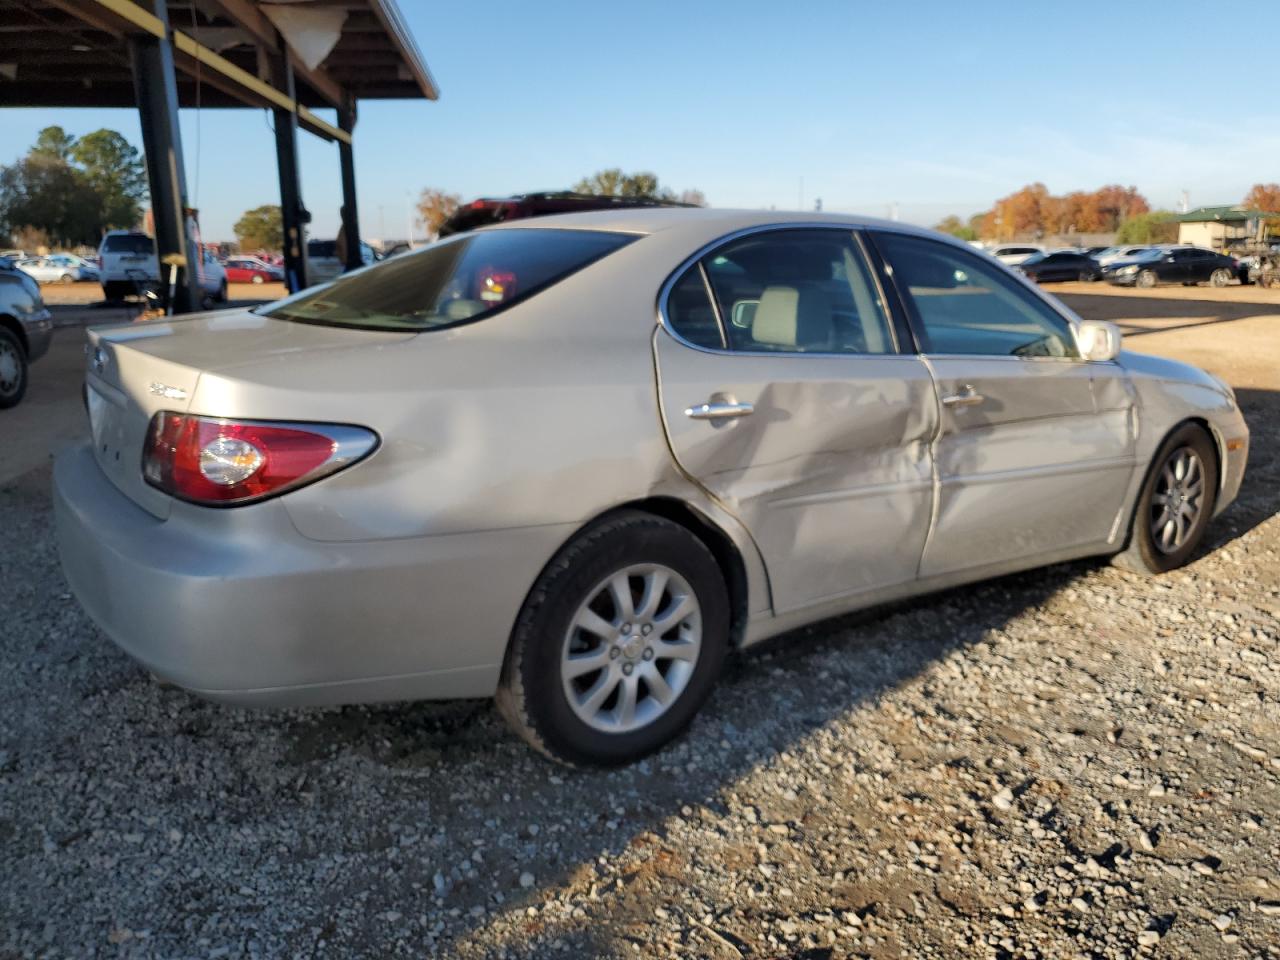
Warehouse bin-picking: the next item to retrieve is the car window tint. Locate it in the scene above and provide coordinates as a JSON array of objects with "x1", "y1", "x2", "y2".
[
  {"x1": 101, "y1": 234, "x2": 154, "y2": 255},
  {"x1": 876, "y1": 232, "x2": 1079, "y2": 359},
  {"x1": 666, "y1": 267, "x2": 724, "y2": 349},
  {"x1": 699, "y1": 229, "x2": 894, "y2": 355},
  {"x1": 261, "y1": 228, "x2": 635, "y2": 332}
]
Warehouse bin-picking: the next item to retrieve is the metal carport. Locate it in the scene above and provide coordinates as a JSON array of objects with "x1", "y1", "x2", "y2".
[{"x1": 1, "y1": 0, "x2": 437, "y2": 311}]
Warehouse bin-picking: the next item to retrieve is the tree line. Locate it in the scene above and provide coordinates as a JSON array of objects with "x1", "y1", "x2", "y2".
[
  {"x1": 0, "y1": 126, "x2": 147, "y2": 248},
  {"x1": 936, "y1": 182, "x2": 1280, "y2": 244}
]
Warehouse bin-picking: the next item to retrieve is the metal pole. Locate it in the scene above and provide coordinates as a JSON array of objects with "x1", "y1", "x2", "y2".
[
  {"x1": 270, "y1": 51, "x2": 308, "y2": 292},
  {"x1": 338, "y1": 103, "x2": 363, "y2": 272},
  {"x1": 129, "y1": 2, "x2": 201, "y2": 314}
]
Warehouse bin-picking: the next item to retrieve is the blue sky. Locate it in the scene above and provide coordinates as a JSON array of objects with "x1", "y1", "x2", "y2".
[{"x1": 3, "y1": 0, "x2": 1276, "y2": 241}]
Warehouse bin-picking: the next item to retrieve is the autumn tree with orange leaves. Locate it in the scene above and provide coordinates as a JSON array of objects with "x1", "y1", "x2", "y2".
[{"x1": 976, "y1": 184, "x2": 1149, "y2": 240}]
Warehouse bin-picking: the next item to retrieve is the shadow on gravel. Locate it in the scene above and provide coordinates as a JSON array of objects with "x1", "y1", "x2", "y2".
[{"x1": 1200, "y1": 389, "x2": 1279, "y2": 555}]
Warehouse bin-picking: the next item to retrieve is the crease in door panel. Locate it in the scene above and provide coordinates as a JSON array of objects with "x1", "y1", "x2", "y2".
[
  {"x1": 649, "y1": 325, "x2": 777, "y2": 614},
  {"x1": 915, "y1": 353, "x2": 946, "y2": 579}
]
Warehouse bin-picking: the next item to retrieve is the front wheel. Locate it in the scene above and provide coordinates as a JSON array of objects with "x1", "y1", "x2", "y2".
[
  {"x1": 1114, "y1": 424, "x2": 1218, "y2": 574},
  {"x1": 59, "y1": 273, "x2": 74, "y2": 284},
  {"x1": 496, "y1": 511, "x2": 729, "y2": 766},
  {"x1": 1209, "y1": 268, "x2": 1232, "y2": 287},
  {"x1": 0, "y1": 327, "x2": 29, "y2": 409},
  {"x1": 251, "y1": 274, "x2": 265, "y2": 284},
  {"x1": 1137, "y1": 270, "x2": 1158, "y2": 288}
]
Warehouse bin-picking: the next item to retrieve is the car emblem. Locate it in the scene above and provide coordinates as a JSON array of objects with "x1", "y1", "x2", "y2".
[
  {"x1": 148, "y1": 382, "x2": 188, "y2": 401},
  {"x1": 91, "y1": 347, "x2": 108, "y2": 375}
]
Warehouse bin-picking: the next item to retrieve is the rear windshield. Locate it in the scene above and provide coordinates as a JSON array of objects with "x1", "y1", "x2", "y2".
[
  {"x1": 101, "y1": 234, "x2": 154, "y2": 255},
  {"x1": 260, "y1": 228, "x2": 636, "y2": 331}
]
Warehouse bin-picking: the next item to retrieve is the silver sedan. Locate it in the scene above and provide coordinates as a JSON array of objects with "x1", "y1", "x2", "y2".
[{"x1": 54, "y1": 209, "x2": 1249, "y2": 766}]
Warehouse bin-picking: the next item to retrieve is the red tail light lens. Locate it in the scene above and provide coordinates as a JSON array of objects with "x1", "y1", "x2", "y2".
[{"x1": 143, "y1": 413, "x2": 377, "y2": 506}]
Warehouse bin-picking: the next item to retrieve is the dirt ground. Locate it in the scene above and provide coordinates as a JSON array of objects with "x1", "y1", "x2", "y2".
[{"x1": 2, "y1": 288, "x2": 1278, "y2": 959}]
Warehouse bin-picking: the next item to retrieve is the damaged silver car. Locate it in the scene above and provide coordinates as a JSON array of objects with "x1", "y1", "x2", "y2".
[{"x1": 54, "y1": 209, "x2": 1248, "y2": 765}]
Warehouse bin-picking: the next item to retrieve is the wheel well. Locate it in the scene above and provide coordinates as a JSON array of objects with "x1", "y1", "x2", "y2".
[
  {"x1": 1186, "y1": 416, "x2": 1225, "y2": 495},
  {"x1": 0, "y1": 314, "x2": 28, "y2": 357},
  {"x1": 598, "y1": 497, "x2": 750, "y2": 649}
]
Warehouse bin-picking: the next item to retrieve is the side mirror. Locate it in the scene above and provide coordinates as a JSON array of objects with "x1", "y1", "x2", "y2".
[{"x1": 1076, "y1": 319, "x2": 1122, "y2": 361}]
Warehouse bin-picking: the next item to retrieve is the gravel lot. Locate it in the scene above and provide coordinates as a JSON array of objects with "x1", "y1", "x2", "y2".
[{"x1": 2, "y1": 301, "x2": 1278, "y2": 959}]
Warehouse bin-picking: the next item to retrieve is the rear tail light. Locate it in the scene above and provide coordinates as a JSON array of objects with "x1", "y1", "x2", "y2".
[{"x1": 142, "y1": 413, "x2": 377, "y2": 506}]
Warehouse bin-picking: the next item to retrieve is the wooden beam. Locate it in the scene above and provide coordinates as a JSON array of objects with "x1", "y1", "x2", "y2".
[{"x1": 196, "y1": 0, "x2": 347, "y2": 108}]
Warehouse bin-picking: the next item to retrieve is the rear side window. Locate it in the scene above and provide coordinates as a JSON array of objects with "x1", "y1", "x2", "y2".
[
  {"x1": 101, "y1": 234, "x2": 154, "y2": 255},
  {"x1": 875, "y1": 232, "x2": 1078, "y2": 358},
  {"x1": 666, "y1": 229, "x2": 895, "y2": 355},
  {"x1": 261, "y1": 229, "x2": 635, "y2": 331}
]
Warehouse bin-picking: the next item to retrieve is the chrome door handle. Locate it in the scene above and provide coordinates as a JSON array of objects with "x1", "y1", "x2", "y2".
[
  {"x1": 685, "y1": 400, "x2": 755, "y2": 421},
  {"x1": 941, "y1": 386, "x2": 985, "y2": 408}
]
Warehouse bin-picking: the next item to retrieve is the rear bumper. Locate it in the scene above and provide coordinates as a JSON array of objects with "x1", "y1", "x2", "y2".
[{"x1": 53, "y1": 443, "x2": 573, "y2": 706}]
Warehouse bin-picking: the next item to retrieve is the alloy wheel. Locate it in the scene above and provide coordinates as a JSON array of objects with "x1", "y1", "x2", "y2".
[
  {"x1": 1150, "y1": 446, "x2": 1205, "y2": 554},
  {"x1": 561, "y1": 563, "x2": 701, "y2": 734},
  {"x1": 1210, "y1": 268, "x2": 1231, "y2": 287}
]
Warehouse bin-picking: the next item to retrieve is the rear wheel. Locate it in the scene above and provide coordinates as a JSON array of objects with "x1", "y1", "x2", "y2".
[
  {"x1": 0, "y1": 327, "x2": 29, "y2": 409},
  {"x1": 496, "y1": 511, "x2": 729, "y2": 766},
  {"x1": 1137, "y1": 270, "x2": 1158, "y2": 288},
  {"x1": 58, "y1": 273, "x2": 74, "y2": 284},
  {"x1": 1114, "y1": 423, "x2": 1218, "y2": 574},
  {"x1": 251, "y1": 274, "x2": 265, "y2": 284},
  {"x1": 1210, "y1": 268, "x2": 1232, "y2": 287}
]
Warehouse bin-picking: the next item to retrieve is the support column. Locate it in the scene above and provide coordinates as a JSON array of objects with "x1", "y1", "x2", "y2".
[
  {"x1": 338, "y1": 102, "x2": 363, "y2": 272},
  {"x1": 270, "y1": 52, "x2": 309, "y2": 292},
  {"x1": 129, "y1": 2, "x2": 201, "y2": 314}
]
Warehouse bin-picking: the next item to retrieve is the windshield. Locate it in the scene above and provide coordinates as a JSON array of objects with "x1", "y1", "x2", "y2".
[
  {"x1": 102, "y1": 234, "x2": 154, "y2": 255},
  {"x1": 1020, "y1": 253, "x2": 1047, "y2": 265},
  {"x1": 260, "y1": 228, "x2": 636, "y2": 331}
]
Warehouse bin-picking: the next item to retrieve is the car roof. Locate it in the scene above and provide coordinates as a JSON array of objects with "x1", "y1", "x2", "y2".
[{"x1": 483, "y1": 206, "x2": 936, "y2": 239}]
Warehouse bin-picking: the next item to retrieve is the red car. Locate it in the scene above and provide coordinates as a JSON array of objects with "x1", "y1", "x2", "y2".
[{"x1": 223, "y1": 257, "x2": 283, "y2": 284}]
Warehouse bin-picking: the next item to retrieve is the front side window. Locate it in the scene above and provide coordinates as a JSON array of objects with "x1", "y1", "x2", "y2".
[
  {"x1": 668, "y1": 229, "x2": 894, "y2": 355},
  {"x1": 875, "y1": 232, "x2": 1078, "y2": 358},
  {"x1": 261, "y1": 228, "x2": 635, "y2": 332}
]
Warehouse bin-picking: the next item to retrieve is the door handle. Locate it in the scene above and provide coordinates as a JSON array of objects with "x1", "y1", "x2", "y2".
[
  {"x1": 685, "y1": 400, "x2": 755, "y2": 421},
  {"x1": 941, "y1": 386, "x2": 985, "y2": 408}
]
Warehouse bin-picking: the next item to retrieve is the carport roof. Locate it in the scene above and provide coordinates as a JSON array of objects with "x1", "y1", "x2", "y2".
[{"x1": 1, "y1": 1, "x2": 437, "y2": 140}]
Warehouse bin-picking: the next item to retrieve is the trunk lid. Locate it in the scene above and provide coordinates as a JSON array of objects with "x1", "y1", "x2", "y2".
[{"x1": 84, "y1": 310, "x2": 414, "y2": 519}]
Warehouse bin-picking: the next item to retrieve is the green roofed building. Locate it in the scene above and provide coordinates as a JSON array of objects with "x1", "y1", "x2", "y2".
[{"x1": 1176, "y1": 206, "x2": 1276, "y2": 251}]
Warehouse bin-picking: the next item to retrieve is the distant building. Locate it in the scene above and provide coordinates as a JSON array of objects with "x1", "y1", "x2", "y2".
[{"x1": 1176, "y1": 206, "x2": 1273, "y2": 250}]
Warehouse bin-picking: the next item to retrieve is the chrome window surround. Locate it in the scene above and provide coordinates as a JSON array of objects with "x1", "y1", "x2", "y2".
[{"x1": 655, "y1": 223, "x2": 905, "y2": 360}]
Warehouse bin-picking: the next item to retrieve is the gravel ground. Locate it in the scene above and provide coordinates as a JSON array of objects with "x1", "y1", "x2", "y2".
[{"x1": 2, "y1": 344, "x2": 1278, "y2": 958}]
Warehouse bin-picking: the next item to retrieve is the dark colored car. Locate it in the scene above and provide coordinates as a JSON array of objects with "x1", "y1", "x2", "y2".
[
  {"x1": 1104, "y1": 247, "x2": 1242, "y2": 288},
  {"x1": 438, "y1": 191, "x2": 693, "y2": 237},
  {"x1": 1016, "y1": 251, "x2": 1101, "y2": 283}
]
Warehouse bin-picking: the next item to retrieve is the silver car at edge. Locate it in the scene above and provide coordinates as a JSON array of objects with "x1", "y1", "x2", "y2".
[
  {"x1": 53, "y1": 209, "x2": 1249, "y2": 766},
  {"x1": 0, "y1": 262, "x2": 53, "y2": 409}
]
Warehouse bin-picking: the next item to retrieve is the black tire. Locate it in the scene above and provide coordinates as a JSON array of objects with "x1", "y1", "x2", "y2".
[
  {"x1": 216, "y1": 280, "x2": 228, "y2": 304},
  {"x1": 496, "y1": 510, "x2": 730, "y2": 767},
  {"x1": 102, "y1": 281, "x2": 126, "y2": 302},
  {"x1": 1114, "y1": 423, "x2": 1218, "y2": 574},
  {"x1": 0, "y1": 326, "x2": 29, "y2": 409}
]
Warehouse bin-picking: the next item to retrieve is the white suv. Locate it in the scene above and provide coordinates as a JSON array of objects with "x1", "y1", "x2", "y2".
[{"x1": 98, "y1": 231, "x2": 227, "y2": 305}]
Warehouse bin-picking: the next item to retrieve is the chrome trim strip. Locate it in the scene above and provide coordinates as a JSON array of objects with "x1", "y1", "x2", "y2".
[
  {"x1": 768, "y1": 479, "x2": 933, "y2": 509},
  {"x1": 939, "y1": 456, "x2": 1137, "y2": 488}
]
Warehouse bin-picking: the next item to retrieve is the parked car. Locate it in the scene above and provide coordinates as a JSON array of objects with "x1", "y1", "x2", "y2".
[
  {"x1": 54, "y1": 210, "x2": 1248, "y2": 766},
  {"x1": 1093, "y1": 245, "x2": 1156, "y2": 267},
  {"x1": 305, "y1": 239, "x2": 377, "y2": 286},
  {"x1": 98, "y1": 231, "x2": 228, "y2": 305},
  {"x1": 1104, "y1": 247, "x2": 1242, "y2": 288},
  {"x1": 988, "y1": 244, "x2": 1045, "y2": 266},
  {"x1": 438, "y1": 191, "x2": 694, "y2": 238},
  {"x1": 0, "y1": 261, "x2": 53, "y2": 408},
  {"x1": 1016, "y1": 251, "x2": 1101, "y2": 283},
  {"x1": 223, "y1": 257, "x2": 283, "y2": 285},
  {"x1": 16, "y1": 253, "x2": 99, "y2": 284}
]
